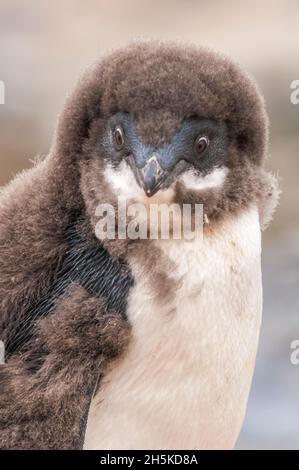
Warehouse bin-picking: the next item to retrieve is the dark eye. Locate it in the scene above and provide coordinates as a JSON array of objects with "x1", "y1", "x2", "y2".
[
  {"x1": 114, "y1": 126, "x2": 125, "y2": 149},
  {"x1": 194, "y1": 136, "x2": 209, "y2": 155}
]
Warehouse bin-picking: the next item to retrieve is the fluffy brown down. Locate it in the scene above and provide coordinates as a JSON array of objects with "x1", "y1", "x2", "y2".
[
  {"x1": 0, "y1": 286, "x2": 130, "y2": 449},
  {"x1": 0, "y1": 40, "x2": 279, "y2": 450}
]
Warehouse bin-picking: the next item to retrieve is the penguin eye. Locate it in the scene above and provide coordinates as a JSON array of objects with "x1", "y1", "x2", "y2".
[
  {"x1": 194, "y1": 136, "x2": 209, "y2": 155},
  {"x1": 114, "y1": 126, "x2": 125, "y2": 149}
]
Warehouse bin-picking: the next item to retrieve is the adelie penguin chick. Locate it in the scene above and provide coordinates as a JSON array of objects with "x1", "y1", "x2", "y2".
[{"x1": 0, "y1": 41, "x2": 279, "y2": 450}]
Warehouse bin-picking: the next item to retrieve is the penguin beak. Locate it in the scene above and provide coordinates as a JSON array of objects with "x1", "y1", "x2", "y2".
[{"x1": 136, "y1": 156, "x2": 168, "y2": 197}]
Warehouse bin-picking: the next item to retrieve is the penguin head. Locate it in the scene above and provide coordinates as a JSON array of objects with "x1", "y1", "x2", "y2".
[{"x1": 54, "y1": 41, "x2": 269, "y2": 225}]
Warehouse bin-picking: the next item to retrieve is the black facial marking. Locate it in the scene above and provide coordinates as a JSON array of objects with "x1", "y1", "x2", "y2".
[
  {"x1": 101, "y1": 112, "x2": 229, "y2": 191},
  {"x1": 4, "y1": 223, "x2": 134, "y2": 359}
]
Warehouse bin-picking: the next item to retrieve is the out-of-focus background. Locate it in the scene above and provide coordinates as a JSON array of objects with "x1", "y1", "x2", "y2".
[{"x1": 0, "y1": 0, "x2": 298, "y2": 449}]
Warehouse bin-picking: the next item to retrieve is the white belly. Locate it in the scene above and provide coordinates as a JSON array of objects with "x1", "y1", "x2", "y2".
[{"x1": 84, "y1": 207, "x2": 262, "y2": 450}]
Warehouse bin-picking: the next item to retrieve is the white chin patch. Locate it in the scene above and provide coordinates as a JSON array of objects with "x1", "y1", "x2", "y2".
[
  {"x1": 104, "y1": 160, "x2": 175, "y2": 204},
  {"x1": 180, "y1": 166, "x2": 228, "y2": 192},
  {"x1": 104, "y1": 160, "x2": 144, "y2": 200}
]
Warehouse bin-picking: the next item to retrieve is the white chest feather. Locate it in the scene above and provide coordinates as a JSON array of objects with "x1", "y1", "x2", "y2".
[{"x1": 84, "y1": 207, "x2": 262, "y2": 450}]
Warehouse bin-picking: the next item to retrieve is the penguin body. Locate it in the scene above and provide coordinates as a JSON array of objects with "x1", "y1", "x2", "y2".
[{"x1": 0, "y1": 41, "x2": 279, "y2": 450}]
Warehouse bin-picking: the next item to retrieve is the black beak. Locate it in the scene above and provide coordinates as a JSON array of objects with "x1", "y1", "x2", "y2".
[{"x1": 137, "y1": 156, "x2": 167, "y2": 197}]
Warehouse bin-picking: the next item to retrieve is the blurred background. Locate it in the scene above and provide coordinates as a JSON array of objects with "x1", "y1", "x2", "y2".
[{"x1": 0, "y1": 0, "x2": 298, "y2": 449}]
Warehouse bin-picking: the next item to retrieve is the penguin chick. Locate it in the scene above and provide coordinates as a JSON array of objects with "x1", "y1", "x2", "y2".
[{"x1": 0, "y1": 41, "x2": 279, "y2": 450}]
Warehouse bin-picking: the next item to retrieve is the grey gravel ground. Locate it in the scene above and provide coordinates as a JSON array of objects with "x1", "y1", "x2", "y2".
[{"x1": 237, "y1": 231, "x2": 299, "y2": 449}]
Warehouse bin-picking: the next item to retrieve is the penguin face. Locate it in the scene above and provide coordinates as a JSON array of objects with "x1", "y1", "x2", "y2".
[
  {"x1": 59, "y1": 42, "x2": 269, "y2": 225},
  {"x1": 101, "y1": 112, "x2": 229, "y2": 201}
]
